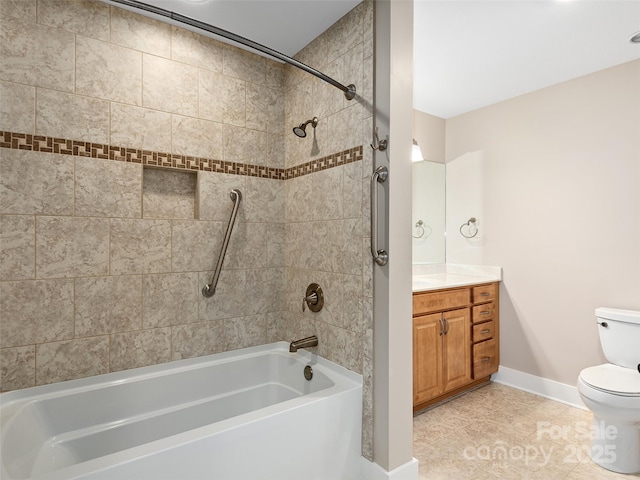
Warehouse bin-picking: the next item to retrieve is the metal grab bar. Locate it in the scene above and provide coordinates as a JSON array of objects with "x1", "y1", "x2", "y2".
[
  {"x1": 370, "y1": 166, "x2": 388, "y2": 266},
  {"x1": 202, "y1": 189, "x2": 242, "y2": 298},
  {"x1": 105, "y1": 0, "x2": 356, "y2": 100}
]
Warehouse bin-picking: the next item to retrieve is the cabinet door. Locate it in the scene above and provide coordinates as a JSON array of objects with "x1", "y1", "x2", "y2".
[
  {"x1": 442, "y1": 308, "x2": 472, "y2": 393},
  {"x1": 413, "y1": 313, "x2": 443, "y2": 405}
]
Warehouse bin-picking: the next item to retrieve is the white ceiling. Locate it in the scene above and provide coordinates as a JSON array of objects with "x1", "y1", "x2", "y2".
[
  {"x1": 114, "y1": 1, "x2": 639, "y2": 119},
  {"x1": 131, "y1": 0, "x2": 361, "y2": 57},
  {"x1": 414, "y1": 0, "x2": 640, "y2": 118}
]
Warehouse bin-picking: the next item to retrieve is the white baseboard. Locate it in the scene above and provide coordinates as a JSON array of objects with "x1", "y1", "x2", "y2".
[
  {"x1": 360, "y1": 457, "x2": 419, "y2": 480},
  {"x1": 493, "y1": 366, "x2": 587, "y2": 410}
]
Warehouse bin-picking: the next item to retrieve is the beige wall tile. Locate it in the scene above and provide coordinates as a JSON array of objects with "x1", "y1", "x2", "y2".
[
  {"x1": 245, "y1": 268, "x2": 284, "y2": 315},
  {"x1": 266, "y1": 222, "x2": 285, "y2": 267},
  {"x1": 266, "y1": 312, "x2": 279, "y2": 343},
  {"x1": 75, "y1": 275, "x2": 142, "y2": 337},
  {"x1": 36, "y1": 216, "x2": 109, "y2": 278},
  {"x1": 0, "y1": 345, "x2": 35, "y2": 392},
  {"x1": 0, "y1": 150, "x2": 74, "y2": 216},
  {"x1": 111, "y1": 103, "x2": 172, "y2": 152},
  {"x1": 36, "y1": 336, "x2": 108, "y2": 385},
  {"x1": 198, "y1": 70, "x2": 246, "y2": 125},
  {"x1": 266, "y1": 62, "x2": 284, "y2": 90},
  {"x1": 110, "y1": 327, "x2": 171, "y2": 372},
  {"x1": 294, "y1": 35, "x2": 328, "y2": 78},
  {"x1": 246, "y1": 83, "x2": 284, "y2": 135},
  {"x1": 196, "y1": 172, "x2": 246, "y2": 222},
  {"x1": 36, "y1": 88, "x2": 109, "y2": 144},
  {"x1": 363, "y1": 0, "x2": 373, "y2": 60},
  {"x1": 326, "y1": 2, "x2": 363, "y2": 64},
  {"x1": 171, "y1": 220, "x2": 223, "y2": 273},
  {"x1": 172, "y1": 320, "x2": 224, "y2": 360},
  {"x1": 171, "y1": 115, "x2": 223, "y2": 158},
  {"x1": 326, "y1": 103, "x2": 363, "y2": 156},
  {"x1": 223, "y1": 315, "x2": 267, "y2": 350},
  {"x1": 143, "y1": 272, "x2": 198, "y2": 328},
  {"x1": 337, "y1": 273, "x2": 364, "y2": 333},
  {"x1": 37, "y1": 0, "x2": 110, "y2": 41},
  {"x1": 76, "y1": 36, "x2": 142, "y2": 105},
  {"x1": 340, "y1": 43, "x2": 364, "y2": 111},
  {"x1": 313, "y1": 218, "x2": 362, "y2": 275},
  {"x1": 223, "y1": 45, "x2": 266, "y2": 84},
  {"x1": 110, "y1": 219, "x2": 171, "y2": 275},
  {"x1": 198, "y1": 269, "x2": 246, "y2": 321},
  {"x1": 223, "y1": 125, "x2": 266, "y2": 164},
  {"x1": 285, "y1": 222, "x2": 313, "y2": 270},
  {"x1": 143, "y1": 168, "x2": 196, "y2": 219},
  {"x1": 0, "y1": 81, "x2": 35, "y2": 132},
  {"x1": 343, "y1": 161, "x2": 363, "y2": 219},
  {"x1": 110, "y1": 6, "x2": 171, "y2": 57},
  {"x1": 143, "y1": 55, "x2": 198, "y2": 116},
  {"x1": 267, "y1": 133, "x2": 285, "y2": 169},
  {"x1": 244, "y1": 177, "x2": 284, "y2": 224},
  {"x1": 285, "y1": 175, "x2": 312, "y2": 221},
  {"x1": 1, "y1": 0, "x2": 36, "y2": 20},
  {"x1": 316, "y1": 321, "x2": 362, "y2": 374},
  {"x1": 0, "y1": 15, "x2": 74, "y2": 92},
  {"x1": 0, "y1": 215, "x2": 35, "y2": 280},
  {"x1": 363, "y1": 54, "x2": 374, "y2": 116},
  {"x1": 310, "y1": 166, "x2": 343, "y2": 221},
  {"x1": 75, "y1": 157, "x2": 142, "y2": 218},
  {"x1": 172, "y1": 26, "x2": 222, "y2": 73},
  {"x1": 222, "y1": 221, "x2": 266, "y2": 271},
  {"x1": 0, "y1": 279, "x2": 74, "y2": 348}
]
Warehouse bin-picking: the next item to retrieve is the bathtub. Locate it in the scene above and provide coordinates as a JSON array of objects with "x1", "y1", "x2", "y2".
[{"x1": 0, "y1": 342, "x2": 363, "y2": 480}]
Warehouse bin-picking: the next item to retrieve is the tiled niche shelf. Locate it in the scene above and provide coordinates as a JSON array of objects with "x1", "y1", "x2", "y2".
[
  {"x1": 142, "y1": 167, "x2": 196, "y2": 220},
  {"x1": 0, "y1": 131, "x2": 363, "y2": 180}
]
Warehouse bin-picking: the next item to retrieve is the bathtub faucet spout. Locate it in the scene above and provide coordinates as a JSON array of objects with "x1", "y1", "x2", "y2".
[{"x1": 289, "y1": 335, "x2": 318, "y2": 353}]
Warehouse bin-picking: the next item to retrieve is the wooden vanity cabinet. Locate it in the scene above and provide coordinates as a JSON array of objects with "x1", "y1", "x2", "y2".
[{"x1": 413, "y1": 282, "x2": 499, "y2": 411}]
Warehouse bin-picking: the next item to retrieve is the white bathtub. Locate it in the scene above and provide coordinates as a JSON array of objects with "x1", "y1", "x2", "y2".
[{"x1": 0, "y1": 342, "x2": 363, "y2": 480}]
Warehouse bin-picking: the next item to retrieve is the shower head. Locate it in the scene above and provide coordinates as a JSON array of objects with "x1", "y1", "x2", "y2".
[{"x1": 293, "y1": 117, "x2": 318, "y2": 138}]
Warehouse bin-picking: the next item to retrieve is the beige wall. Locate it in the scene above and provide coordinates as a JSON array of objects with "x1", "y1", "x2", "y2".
[
  {"x1": 0, "y1": 0, "x2": 375, "y2": 458},
  {"x1": 445, "y1": 59, "x2": 640, "y2": 385}
]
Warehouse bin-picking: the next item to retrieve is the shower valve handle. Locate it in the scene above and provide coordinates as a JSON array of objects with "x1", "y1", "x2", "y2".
[{"x1": 302, "y1": 283, "x2": 324, "y2": 313}]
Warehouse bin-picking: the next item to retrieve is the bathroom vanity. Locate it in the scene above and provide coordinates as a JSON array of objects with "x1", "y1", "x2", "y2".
[{"x1": 412, "y1": 271, "x2": 500, "y2": 412}]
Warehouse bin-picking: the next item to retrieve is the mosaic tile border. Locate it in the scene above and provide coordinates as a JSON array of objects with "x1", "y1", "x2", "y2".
[{"x1": 0, "y1": 131, "x2": 363, "y2": 180}]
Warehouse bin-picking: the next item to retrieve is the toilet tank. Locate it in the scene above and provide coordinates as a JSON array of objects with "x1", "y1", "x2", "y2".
[{"x1": 596, "y1": 307, "x2": 640, "y2": 369}]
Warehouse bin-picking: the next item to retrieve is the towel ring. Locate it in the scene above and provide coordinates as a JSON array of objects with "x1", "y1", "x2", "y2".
[
  {"x1": 459, "y1": 217, "x2": 478, "y2": 238},
  {"x1": 412, "y1": 220, "x2": 425, "y2": 239}
]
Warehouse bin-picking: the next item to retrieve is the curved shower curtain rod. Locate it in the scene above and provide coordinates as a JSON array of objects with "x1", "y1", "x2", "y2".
[{"x1": 106, "y1": 0, "x2": 357, "y2": 100}]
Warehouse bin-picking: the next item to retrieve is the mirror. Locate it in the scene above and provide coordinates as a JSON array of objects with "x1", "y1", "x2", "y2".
[{"x1": 412, "y1": 160, "x2": 445, "y2": 264}]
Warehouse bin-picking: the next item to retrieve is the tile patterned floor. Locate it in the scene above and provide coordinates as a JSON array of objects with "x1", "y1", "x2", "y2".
[{"x1": 413, "y1": 382, "x2": 640, "y2": 479}]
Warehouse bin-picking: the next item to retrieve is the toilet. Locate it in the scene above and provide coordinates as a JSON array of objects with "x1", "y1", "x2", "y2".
[{"x1": 577, "y1": 307, "x2": 640, "y2": 474}]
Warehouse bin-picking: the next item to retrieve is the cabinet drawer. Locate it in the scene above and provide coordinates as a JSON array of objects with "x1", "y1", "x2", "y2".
[
  {"x1": 472, "y1": 320, "x2": 495, "y2": 343},
  {"x1": 473, "y1": 339, "x2": 498, "y2": 379},
  {"x1": 413, "y1": 289, "x2": 470, "y2": 316},
  {"x1": 472, "y1": 303, "x2": 495, "y2": 323},
  {"x1": 472, "y1": 284, "x2": 496, "y2": 304}
]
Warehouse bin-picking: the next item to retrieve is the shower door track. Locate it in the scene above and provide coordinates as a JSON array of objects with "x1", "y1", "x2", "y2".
[{"x1": 105, "y1": 0, "x2": 357, "y2": 100}]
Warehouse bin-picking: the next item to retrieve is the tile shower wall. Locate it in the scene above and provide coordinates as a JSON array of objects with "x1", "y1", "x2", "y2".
[
  {"x1": 280, "y1": 0, "x2": 375, "y2": 459},
  {"x1": 0, "y1": 0, "x2": 285, "y2": 389},
  {"x1": 0, "y1": 0, "x2": 374, "y2": 460}
]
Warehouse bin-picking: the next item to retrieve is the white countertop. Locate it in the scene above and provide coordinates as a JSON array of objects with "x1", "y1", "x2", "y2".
[{"x1": 412, "y1": 264, "x2": 502, "y2": 292}]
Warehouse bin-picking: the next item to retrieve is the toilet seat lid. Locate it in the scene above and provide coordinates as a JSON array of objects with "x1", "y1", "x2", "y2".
[{"x1": 580, "y1": 364, "x2": 640, "y2": 396}]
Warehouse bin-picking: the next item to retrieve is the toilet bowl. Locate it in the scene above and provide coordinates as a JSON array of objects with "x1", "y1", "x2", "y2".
[
  {"x1": 578, "y1": 364, "x2": 640, "y2": 474},
  {"x1": 577, "y1": 308, "x2": 640, "y2": 474}
]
